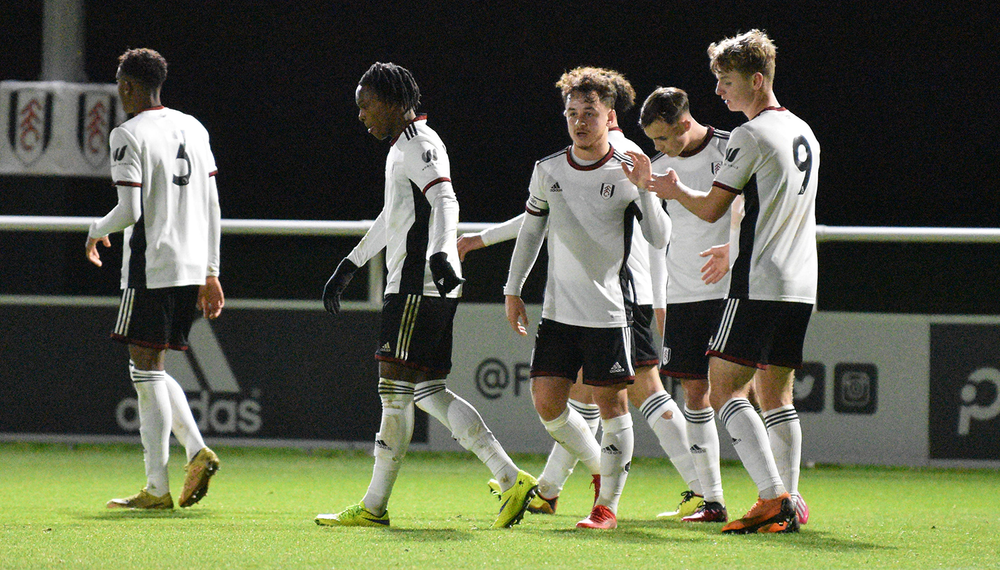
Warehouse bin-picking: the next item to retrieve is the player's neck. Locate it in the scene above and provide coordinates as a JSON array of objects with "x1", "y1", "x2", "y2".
[
  {"x1": 684, "y1": 122, "x2": 710, "y2": 153},
  {"x1": 572, "y1": 135, "x2": 610, "y2": 162},
  {"x1": 745, "y1": 92, "x2": 780, "y2": 120},
  {"x1": 388, "y1": 109, "x2": 418, "y2": 140}
]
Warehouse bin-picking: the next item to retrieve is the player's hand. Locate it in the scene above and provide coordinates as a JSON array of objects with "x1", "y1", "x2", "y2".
[
  {"x1": 197, "y1": 276, "x2": 225, "y2": 319},
  {"x1": 505, "y1": 295, "x2": 529, "y2": 336},
  {"x1": 699, "y1": 243, "x2": 730, "y2": 285},
  {"x1": 428, "y1": 252, "x2": 464, "y2": 296},
  {"x1": 85, "y1": 235, "x2": 111, "y2": 267},
  {"x1": 456, "y1": 234, "x2": 485, "y2": 262},
  {"x1": 648, "y1": 168, "x2": 681, "y2": 201},
  {"x1": 323, "y1": 258, "x2": 359, "y2": 314},
  {"x1": 622, "y1": 151, "x2": 653, "y2": 190}
]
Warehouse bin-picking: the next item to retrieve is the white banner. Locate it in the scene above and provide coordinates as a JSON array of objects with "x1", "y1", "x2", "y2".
[
  {"x1": 0, "y1": 81, "x2": 126, "y2": 178},
  {"x1": 439, "y1": 305, "x2": 1000, "y2": 469}
]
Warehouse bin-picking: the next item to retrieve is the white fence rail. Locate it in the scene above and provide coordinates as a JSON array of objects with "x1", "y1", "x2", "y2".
[{"x1": 3, "y1": 215, "x2": 999, "y2": 307}]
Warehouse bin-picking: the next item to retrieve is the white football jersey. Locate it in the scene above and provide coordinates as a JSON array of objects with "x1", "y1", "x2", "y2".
[
  {"x1": 380, "y1": 116, "x2": 462, "y2": 297},
  {"x1": 608, "y1": 128, "x2": 662, "y2": 307},
  {"x1": 108, "y1": 106, "x2": 220, "y2": 289},
  {"x1": 511, "y1": 146, "x2": 647, "y2": 328},
  {"x1": 651, "y1": 127, "x2": 732, "y2": 303},
  {"x1": 713, "y1": 107, "x2": 820, "y2": 303}
]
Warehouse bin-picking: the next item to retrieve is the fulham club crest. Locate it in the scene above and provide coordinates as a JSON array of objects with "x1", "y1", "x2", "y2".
[
  {"x1": 600, "y1": 183, "x2": 615, "y2": 199},
  {"x1": 77, "y1": 91, "x2": 117, "y2": 168},
  {"x1": 7, "y1": 88, "x2": 54, "y2": 166}
]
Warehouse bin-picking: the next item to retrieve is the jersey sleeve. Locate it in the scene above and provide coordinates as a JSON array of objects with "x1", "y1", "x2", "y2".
[
  {"x1": 480, "y1": 213, "x2": 525, "y2": 247},
  {"x1": 108, "y1": 127, "x2": 142, "y2": 188},
  {"x1": 713, "y1": 126, "x2": 761, "y2": 194},
  {"x1": 525, "y1": 164, "x2": 549, "y2": 216},
  {"x1": 402, "y1": 136, "x2": 451, "y2": 195}
]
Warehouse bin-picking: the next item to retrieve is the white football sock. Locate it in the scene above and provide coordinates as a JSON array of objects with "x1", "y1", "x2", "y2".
[
  {"x1": 541, "y1": 406, "x2": 601, "y2": 475},
  {"x1": 415, "y1": 380, "x2": 519, "y2": 491},
  {"x1": 684, "y1": 404, "x2": 724, "y2": 505},
  {"x1": 763, "y1": 405, "x2": 802, "y2": 497},
  {"x1": 537, "y1": 399, "x2": 600, "y2": 499},
  {"x1": 597, "y1": 413, "x2": 633, "y2": 514},
  {"x1": 720, "y1": 398, "x2": 785, "y2": 499},
  {"x1": 131, "y1": 367, "x2": 171, "y2": 497},
  {"x1": 362, "y1": 379, "x2": 414, "y2": 515},
  {"x1": 641, "y1": 391, "x2": 701, "y2": 495},
  {"x1": 162, "y1": 372, "x2": 206, "y2": 463}
]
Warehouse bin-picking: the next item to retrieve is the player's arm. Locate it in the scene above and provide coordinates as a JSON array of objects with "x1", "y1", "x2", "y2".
[
  {"x1": 503, "y1": 192, "x2": 547, "y2": 335},
  {"x1": 502, "y1": 212, "x2": 545, "y2": 336},
  {"x1": 323, "y1": 210, "x2": 387, "y2": 314},
  {"x1": 424, "y1": 179, "x2": 465, "y2": 296},
  {"x1": 649, "y1": 173, "x2": 736, "y2": 223},
  {"x1": 457, "y1": 213, "x2": 525, "y2": 261},
  {"x1": 198, "y1": 173, "x2": 224, "y2": 319},
  {"x1": 86, "y1": 182, "x2": 141, "y2": 267},
  {"x1": 635, "y1": 187, "x2": 670, "y2": 250}
]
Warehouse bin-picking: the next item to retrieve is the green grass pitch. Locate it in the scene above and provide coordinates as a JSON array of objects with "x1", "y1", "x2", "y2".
[{"x1": 1, "y1": 442, "x2": 998, "y2": 569}]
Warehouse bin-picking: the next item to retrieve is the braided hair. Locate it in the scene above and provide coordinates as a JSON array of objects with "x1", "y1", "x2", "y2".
[{"x1": 359, "y1": 62, "x2": 421, "y2": 112}]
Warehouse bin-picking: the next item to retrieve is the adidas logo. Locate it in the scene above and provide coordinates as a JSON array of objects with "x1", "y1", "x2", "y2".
[
  {"x1": 437, "y1": 277, "x2": 445, "y2": 285},
  {"x1": 380, "y1": 342, "x2": 391, "y2": 352},
  {"x1": 731, "y1": 437, "x2": 742, "y2": 446},
  {"x1": 375, "y1": 439, "x2": 391, "y2": 451},
  {"x1": 602, "y1": 444, "x2": 623, "y2": 456},
  {"x1": 549, "y1": 182, "x2": 562, "y2": 192},
  {"x1": 690, "y1": 444, "x2": 706, "y2": 454},
  {"x1": 609, "y1": 361, "x2": 625, "y2": 374}
]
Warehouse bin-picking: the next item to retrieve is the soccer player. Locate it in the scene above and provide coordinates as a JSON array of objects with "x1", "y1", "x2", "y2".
[
  {"x1": 315, "y1": 62, "x2": 536, "y2": 529},
  {"x1": 504, "y1": 68, "x2": 670, "y2": 529},
  {"x1": 464, "y1": 69, "x2": 701, "y2": 519},
  {"x1": 87, "y1": 48, "x2": 222, "y2": 510},
  {"x1": 634, "y1": 30, "x2": 819, "y2": 534},
  {"x1": 625, "y1": 86, "x2": 735, "y2": 523}
]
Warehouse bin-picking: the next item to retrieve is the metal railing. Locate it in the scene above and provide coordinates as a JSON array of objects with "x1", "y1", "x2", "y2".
[{"x1": 2, "y1": 215, "x2": 999, "y2": 307}]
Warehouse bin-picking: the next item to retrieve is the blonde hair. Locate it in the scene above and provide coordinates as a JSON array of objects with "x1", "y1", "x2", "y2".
[{"x1": 708, "y1": 29, "x2": 777, "y2": 84}]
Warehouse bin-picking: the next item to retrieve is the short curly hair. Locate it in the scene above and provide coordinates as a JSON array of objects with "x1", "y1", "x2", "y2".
[
  {"x1": 117, "y1": 48, "x2": 168, "y2": 90},
  {"x1": 555, "y1": 66, "x2": 620, "y2": 110},
  {"x1": 359, "y1": 62, "x2": 421, "y2": 112},
  {"x1": 708, "y1": 29, "x2": 777, "y2": 84}
]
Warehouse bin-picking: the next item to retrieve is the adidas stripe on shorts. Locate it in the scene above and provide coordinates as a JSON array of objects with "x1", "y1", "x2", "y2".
[
  {"x1": 376, "y1": 293, "x2": 458, "y2": 376},
  {"x1": 707, "y1": 298, "x2": 813, "y2": 369},
  {"x1": 112, "y1": 285, "x2": 200, "y2": 351}
]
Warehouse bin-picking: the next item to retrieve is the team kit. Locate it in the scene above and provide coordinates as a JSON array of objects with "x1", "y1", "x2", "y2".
[{"x1": 89, "y1": 29, "x2": 819, "y2": 534}]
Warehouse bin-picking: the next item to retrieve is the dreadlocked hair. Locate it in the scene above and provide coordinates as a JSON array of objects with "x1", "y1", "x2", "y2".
[{"x1": 359, "y1": 62, "x2": 421, "y2": 112}]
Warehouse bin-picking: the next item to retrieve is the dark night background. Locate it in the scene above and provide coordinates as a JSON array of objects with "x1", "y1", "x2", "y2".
[{"x1": 2, "y1": 1, "x2": 997, "y2": 313}]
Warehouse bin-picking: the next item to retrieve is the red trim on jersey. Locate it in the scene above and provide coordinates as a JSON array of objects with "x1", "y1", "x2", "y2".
[
  {"x1": 138, "y1": 106, "x2": 166, "y2": 114},
  {"x1": 680, "y1": 126, "x2": 716, "y2": 158},
  {"x1": 525, "y1": 206, "x2": 547, "y2": 216},
  {"x1": 713, "y1": 181, "x2": 741, "y2": 195},
  {"x1": 390, "y1": 114, "x2": 429, "y2": 145},
  {"x1": 115, "y1": 181, "x2": 142, "y2": 187},
  {"x1": 565, "y1": 144, "x2": 614, "y2": 171},
  {"x1": 610, "y1": 126, "x2": 623, "y2": 133},
  {"x1": 753, "y1": 106, "x2": 786, "y2": 119},
  {"x1": 422, "y1": 177, "x2": 451, "y2": 194},
  {"x1": 209, "y1": 170, "x2": 218, "y2": 177}
]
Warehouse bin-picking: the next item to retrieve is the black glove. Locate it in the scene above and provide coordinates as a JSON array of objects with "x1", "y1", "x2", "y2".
[
  {"x1": 322, "y1": 258, "x2": 359, "y2": 314},
  {"x1": 428, "y1": 252, "x2": 464, "y2": 297}
]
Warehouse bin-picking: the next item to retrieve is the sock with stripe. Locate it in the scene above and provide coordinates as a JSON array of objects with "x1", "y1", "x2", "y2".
[
  {"x1": 130, "y1": 367, "x2": 172, "y2": 497},
  {"x1": 537, "y1": 399, "x2": 600, "y2": 499},
  {"x1": 763, "y1": 404, "x2": 802, "y2": 497},
  {"x1": 641, "y1": 390, "x2": 702, "y2": 495},
  {"x1": 684, "y1": 404, "x2": 724, "y2": 505},
  {"x1": 415, "y1": 380, "x2": 519, "y2": 491},
  {"x1": 597, "y1": 412, "x2": 633, "y2": 514},
  {"x1": 719, "y1": 397, "x2": 785, "y2": 499},
  {"x1": 362, "y1": 379, "x2": 414, "y2": 516}
]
